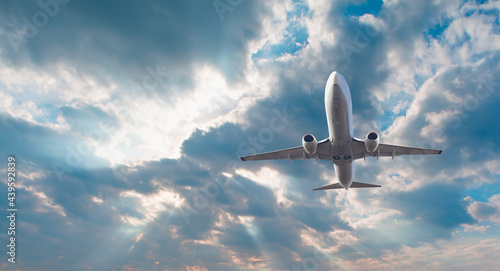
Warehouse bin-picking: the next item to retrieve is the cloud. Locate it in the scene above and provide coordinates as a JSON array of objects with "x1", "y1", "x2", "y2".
[
  {"x1": 386, "y1": 183, "x2": 475, "y2": 232},
  {"x1": 337, "y1": 238, "x2": 500, "y2": 271},
  {"x1": 1, "y1": 0, "x2": 267, "y2": 81},
  {"x1": 468, "y1": 194, "x2": 500, "y2": 224},
  {"x1": 0, "y1": 0, "x2": 276, "y2": 166}
]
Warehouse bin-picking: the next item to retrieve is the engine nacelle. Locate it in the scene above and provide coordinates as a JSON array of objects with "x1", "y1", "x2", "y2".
[
  {"x1": 364, "y1": 132, "x2": 379, "y2": 153},
  {"x1": 302, "y1": 134, "x2": 317, "y2": 154}
]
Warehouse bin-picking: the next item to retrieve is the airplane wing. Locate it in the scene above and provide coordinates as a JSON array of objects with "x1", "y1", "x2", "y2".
[
  {"x1": 240, "y1": 138, "x2": 332, "y2": 162},
  {"x1": 351, "y1": 138, "x2": 443, "y2": 160}
]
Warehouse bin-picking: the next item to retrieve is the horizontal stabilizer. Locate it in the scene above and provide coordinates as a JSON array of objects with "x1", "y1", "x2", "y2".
[
  {"x1": 313, "y1": 183, "x2": 344, "y2": 190},
  {"x1": 313, "y1": 182, "x2": 381, "y2": 191}
]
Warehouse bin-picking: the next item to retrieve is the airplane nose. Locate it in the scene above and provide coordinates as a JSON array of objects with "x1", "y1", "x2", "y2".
[
  {"x1": 327, "y1": 71, "x2": 345, "y2": 88},
  {"x1": 325, "y1": 71, "x2": 346, "y2": 104},
  {"x1": 333, "y1": 72, "x2": 344, "y2": 85}
]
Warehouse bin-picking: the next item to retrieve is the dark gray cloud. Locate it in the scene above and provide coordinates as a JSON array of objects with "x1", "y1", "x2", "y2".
[
  {"x1": 1, "y1": 0, "x2": 267, "y2": 91},
  {"x1": 0, "y1": 113, "x2": 110, "y2": 172},
  {"x1": 469, "y1": 201, "x2": 497, "y2": 221},
  {"x1": 386, "y1": 183, "x2": 475, "y2": 232}
]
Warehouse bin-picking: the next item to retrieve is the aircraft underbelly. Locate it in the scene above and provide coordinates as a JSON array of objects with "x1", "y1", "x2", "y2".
[
  {"x1": 326, "y1": 83, "x2": 354, "y2": 164},
  {"x1": 326, "y1": 84, "x2": 352, "y2": 144},
  {"x1": 335, "y1": 164, "x2": 353, "y2": 187},
  {"x1": 325, "y1": 74, "x2": 355, "y2": 186}
]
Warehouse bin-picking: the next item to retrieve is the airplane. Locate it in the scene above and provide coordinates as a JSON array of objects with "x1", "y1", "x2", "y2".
[{"x1": 239, "y1": 71, "x2": 443, "y2": 190}]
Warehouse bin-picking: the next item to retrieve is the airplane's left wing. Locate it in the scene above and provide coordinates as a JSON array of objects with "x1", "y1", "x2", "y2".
[
  {"x1": 240, "y1": 139, "x2": 331, "y2": 162},
  {"x1": 351, "y1": 138, "x2": 442, "y2": 160}
]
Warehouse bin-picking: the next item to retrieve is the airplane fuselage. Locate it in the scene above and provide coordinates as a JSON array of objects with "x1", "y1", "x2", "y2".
[{"x1": 325, "y1": 71, "x2": 354, "y2": 189}]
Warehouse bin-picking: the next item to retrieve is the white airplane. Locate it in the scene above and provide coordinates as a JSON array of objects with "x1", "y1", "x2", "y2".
[{"x1": 240, "y1": 71, "x2": 443, "y2": 190}]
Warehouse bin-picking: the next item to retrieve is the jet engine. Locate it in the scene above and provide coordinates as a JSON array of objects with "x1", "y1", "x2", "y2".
[
  {"x1": 302, "y1": 134, "x2": 317, "y2": 154},
  {"x1": 364, "y1": 132, "x2": 379, "y2": 153}
]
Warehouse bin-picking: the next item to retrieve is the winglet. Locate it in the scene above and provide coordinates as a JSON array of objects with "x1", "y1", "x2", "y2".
[
  {"x1": 439, "y1": 145, "x2": 446, "y2": 154},
  {"x1": 237, "y1": 152, "x2": 246, "y2": 161}
]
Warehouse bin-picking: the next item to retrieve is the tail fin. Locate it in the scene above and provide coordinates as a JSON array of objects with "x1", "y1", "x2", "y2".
[{"x1": 313, "y1": 182, "x2": 381, "y2": 191}]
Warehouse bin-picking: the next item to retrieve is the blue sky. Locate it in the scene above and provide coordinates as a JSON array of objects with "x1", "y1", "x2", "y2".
[{"x1": 1, "y1": 0, "x2": 500, "y2": 270}]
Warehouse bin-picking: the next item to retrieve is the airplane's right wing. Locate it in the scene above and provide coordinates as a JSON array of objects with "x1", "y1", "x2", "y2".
[
  {"x1": 351, "y1": 138, "x2": 443, "y2": 160},
  {"x1": 240, "y1": 138, "x2": 332, "y2": 162}
]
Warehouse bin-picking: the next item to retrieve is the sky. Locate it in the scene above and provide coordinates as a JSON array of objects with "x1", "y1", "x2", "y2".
[{"x1": 1, "y1": 0, "x2": 500, "y2": 270}]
